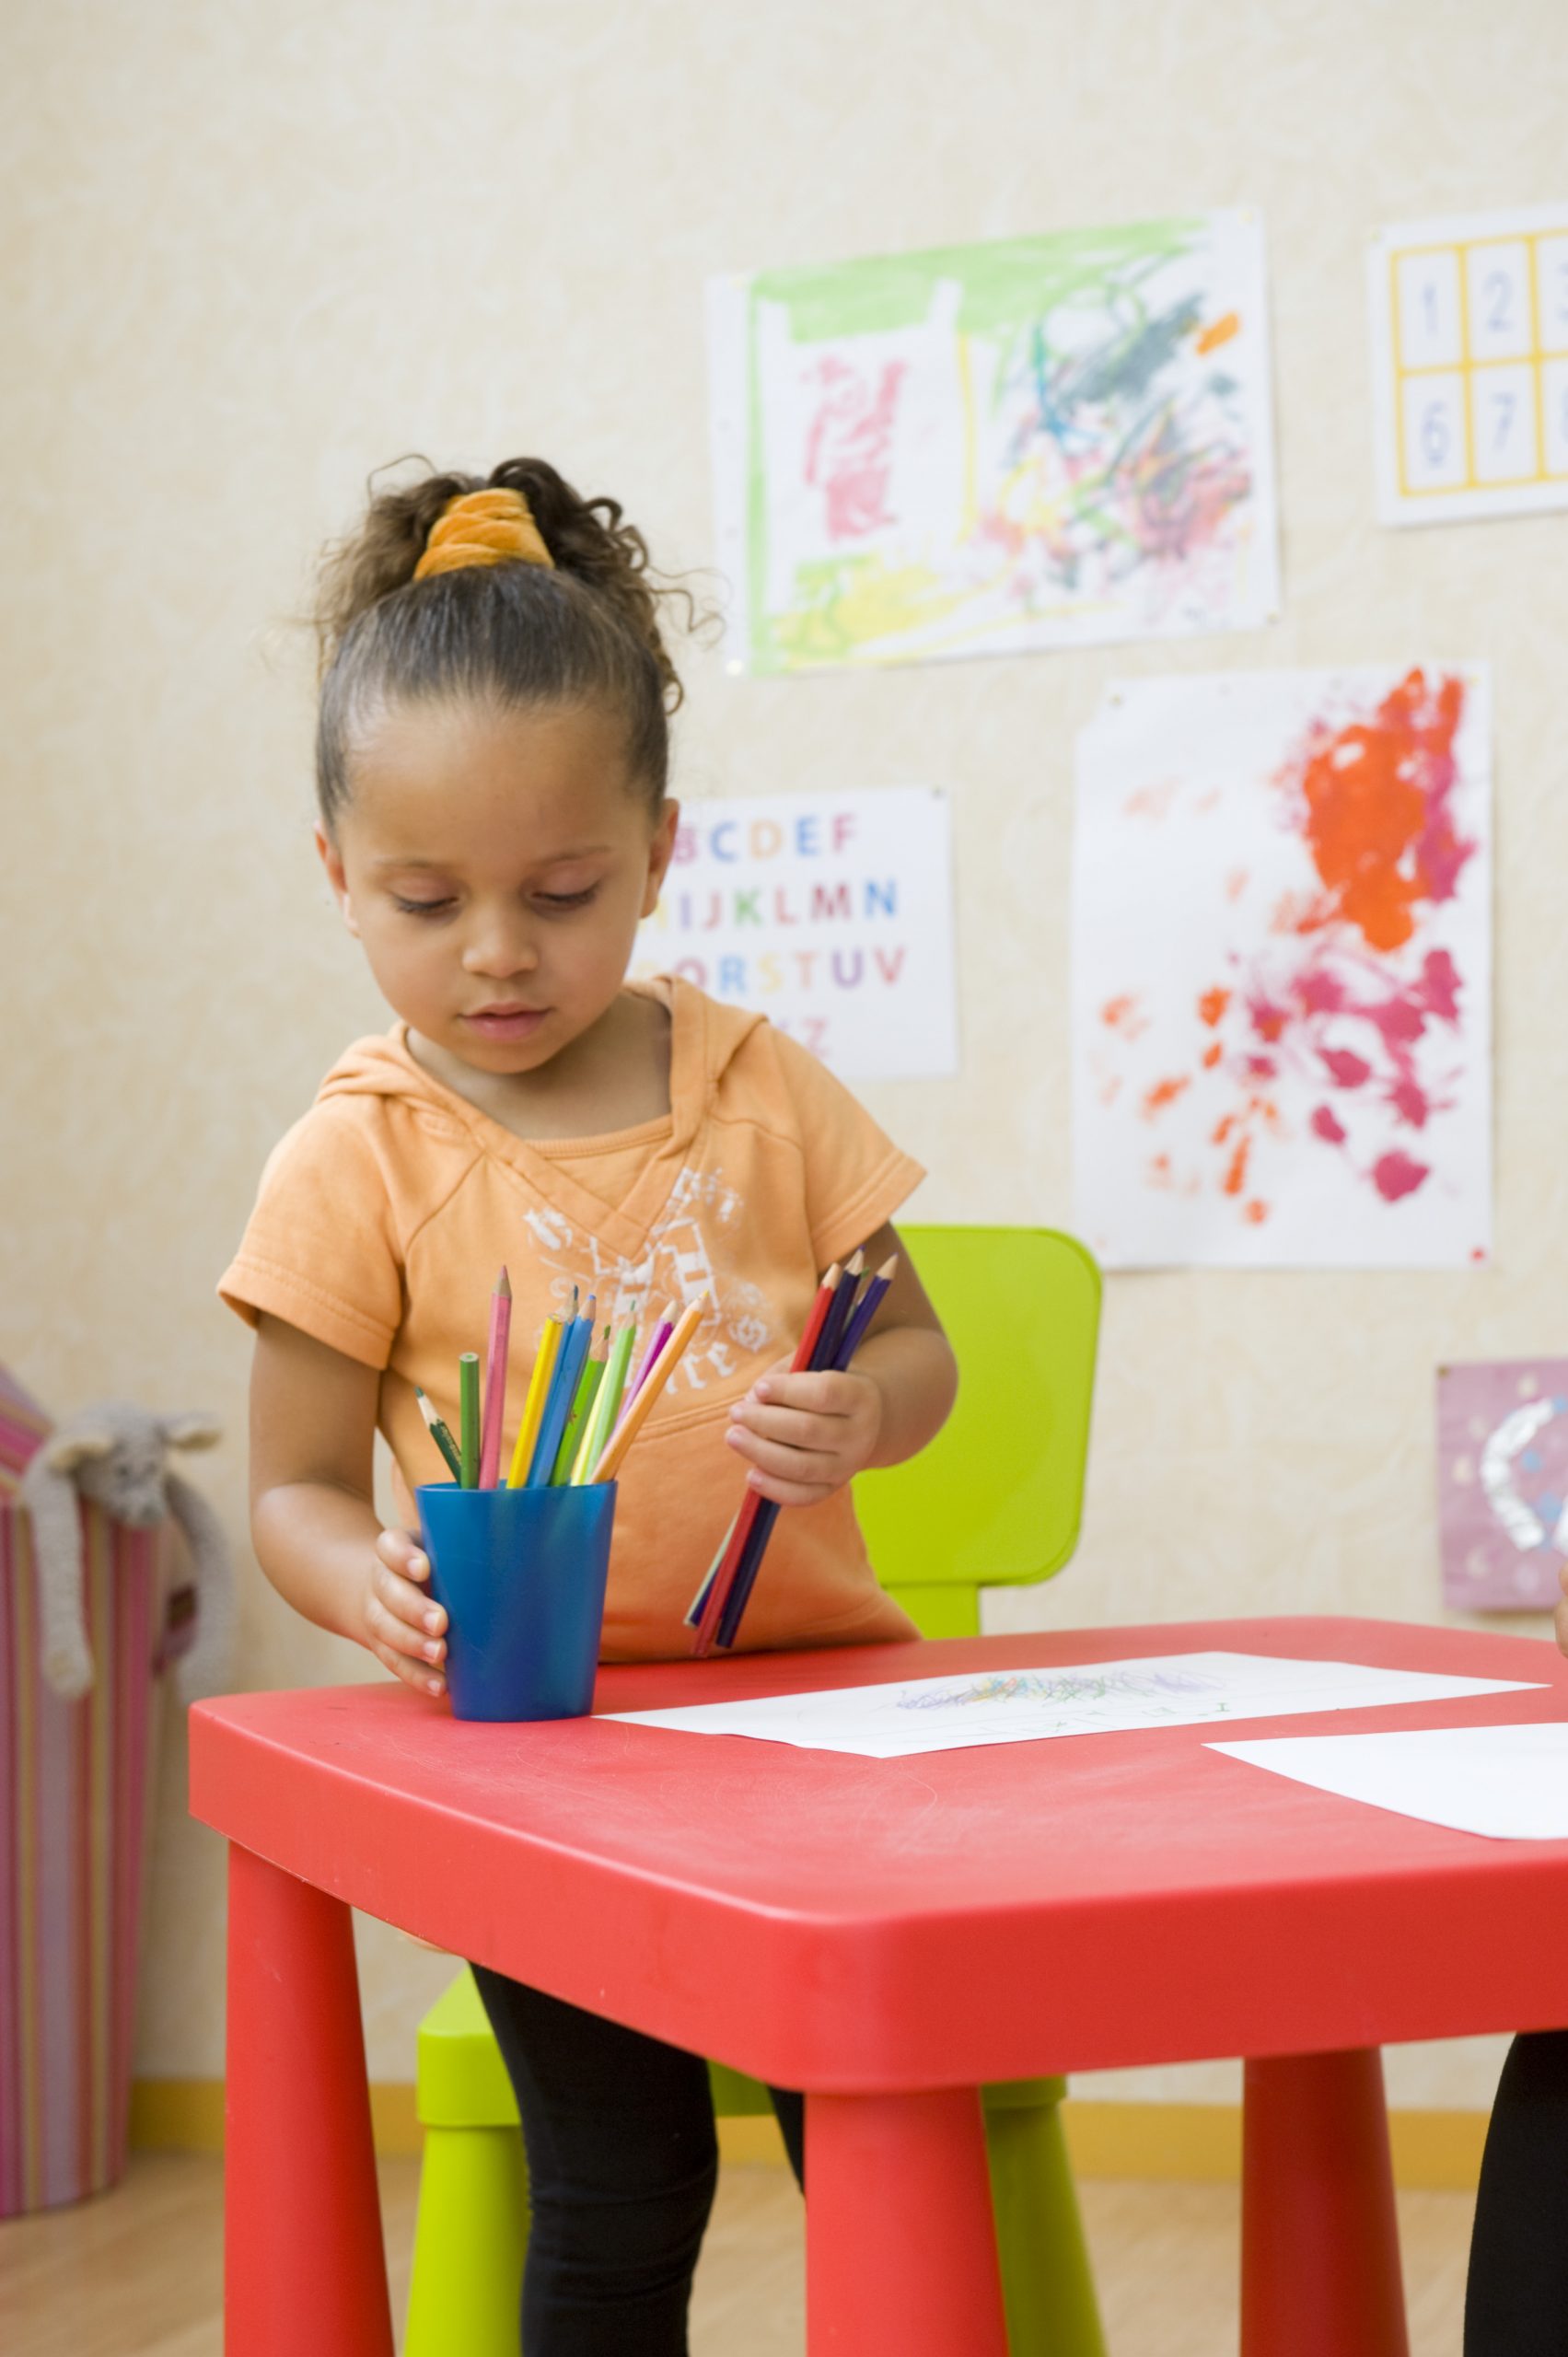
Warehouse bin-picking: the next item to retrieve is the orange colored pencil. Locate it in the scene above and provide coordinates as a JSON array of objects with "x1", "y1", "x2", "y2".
[{"x1": 588, "y1": 1295, "x2": 708, "y2": 1484}]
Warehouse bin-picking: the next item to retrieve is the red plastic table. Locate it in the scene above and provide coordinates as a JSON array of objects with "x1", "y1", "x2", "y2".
[{"x1": 190, "y1": 1616, "x2": 1568, "y2": 2357}]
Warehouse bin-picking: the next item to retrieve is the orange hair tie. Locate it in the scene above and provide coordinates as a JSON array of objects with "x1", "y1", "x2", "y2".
[{"x1": 413, "y1": 487, "x2": 555, "y2": 581}]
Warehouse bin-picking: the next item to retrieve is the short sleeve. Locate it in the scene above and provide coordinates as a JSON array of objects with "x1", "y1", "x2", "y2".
[
  {"x1": 767, "y1": 1030, "x2": 927, "y2": 1267},
  {"x1": 218, "y1": 1106, "x2": 405, "y2": 1370}
]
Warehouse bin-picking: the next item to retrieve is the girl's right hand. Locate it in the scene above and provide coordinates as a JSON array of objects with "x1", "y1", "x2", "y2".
[{"x1": 366, "y1": 1527, "x2": 448, "y2": 1697}]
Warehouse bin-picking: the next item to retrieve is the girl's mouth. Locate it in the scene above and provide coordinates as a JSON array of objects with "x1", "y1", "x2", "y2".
[{"x1": 463, "y1": 1004, "x2": 551, "y2": 1041}]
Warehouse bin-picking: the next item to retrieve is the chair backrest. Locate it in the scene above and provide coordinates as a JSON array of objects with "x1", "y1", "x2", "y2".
[{"x1": 853, "y1": 1226, "x2": 1101, "y2": 1637}]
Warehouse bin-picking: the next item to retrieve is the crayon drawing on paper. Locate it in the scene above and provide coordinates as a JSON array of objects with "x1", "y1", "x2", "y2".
[
  {"x1": 1436, "y1": 1360, "x2": 1568, "y2": 1612},
  {"x1": 709, "y1": 211, "x2": 1279, "y2": 673},
  {"x1": 1073, "y1": 667, "x2": 1492, "y2": 1269}
]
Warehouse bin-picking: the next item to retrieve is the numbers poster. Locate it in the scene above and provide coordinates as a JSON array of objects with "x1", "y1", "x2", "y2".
[
  {"x1": 632, "y1": 787, "x2": 958, "y2": 1082},
  {"x1": 1368, "y1": 205, "x2": 1568, "y2": 525},
  {"x1": 709, "y1": 211, "x2": 1280, "y2": 673},
  {"x1": 1073, "y1": 668, "x2": 1492, "y2": 1270}
]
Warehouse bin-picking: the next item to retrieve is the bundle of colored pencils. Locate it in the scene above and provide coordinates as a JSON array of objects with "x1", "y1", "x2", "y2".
[
  {"x1": 687, "y1": 1248, "x2": 895, "y2": 1656},
  {"x1": 416, "y1": 1269, "x2": 707, "y2": 1492}
]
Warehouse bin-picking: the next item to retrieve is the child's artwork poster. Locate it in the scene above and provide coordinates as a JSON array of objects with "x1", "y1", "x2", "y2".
[
  {"x1": 1368, "y1": 205, "x2": 1568, "y2": 526},
  {"x1": 1072, "y1": 667, "x2": 1492, "y2": 1270},
  {"x1": 709, "y1": 211, "x2": 1280, "y2": 674},
  {"x1": 1436, "y1": 1361, "x2": 1568, "y2": 1612},
  {"x1": 632, "y1": 787, "x2": 958, "y2": 1081}
]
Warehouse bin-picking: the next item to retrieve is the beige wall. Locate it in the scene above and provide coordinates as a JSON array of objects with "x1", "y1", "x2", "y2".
[{"x1": 4, "y1": 0, "x2": 1566, "y2": 2111}]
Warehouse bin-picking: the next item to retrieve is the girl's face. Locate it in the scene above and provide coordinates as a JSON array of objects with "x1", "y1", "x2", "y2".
[{"x1": 318, "y1": 698, "x2": 678, "y2": 1076}]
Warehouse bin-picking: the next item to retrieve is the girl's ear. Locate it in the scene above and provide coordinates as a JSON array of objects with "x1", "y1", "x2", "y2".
[
  {"x1": 315, "y1": 824, "x2": 362, "y2": 938},
  {"x1": 641, "y1": 799, "x2": 680, "y2": 920}
]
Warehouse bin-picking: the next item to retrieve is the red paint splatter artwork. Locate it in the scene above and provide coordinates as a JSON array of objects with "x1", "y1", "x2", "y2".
[{"x1": 1074, "y1": 668, "x2": 1491, "y2": 1267}]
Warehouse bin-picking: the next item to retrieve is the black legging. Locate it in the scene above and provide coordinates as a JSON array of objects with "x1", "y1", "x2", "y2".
[
  {"x1": 1465, "y1": 2030, "x2": 1568, "y2": 2354},
  {"x1": 473, "y1": 1965, "x2": 805, "y2": 2356}
]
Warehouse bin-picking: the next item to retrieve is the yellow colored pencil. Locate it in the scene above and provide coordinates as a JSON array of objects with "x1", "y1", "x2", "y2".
[
  {"x1": 505, "y1": 1316, "x2": 563, "y2": 1489},
  {"x1": 590, "y1": 1295, "x2": 708, "y2": 1484}
]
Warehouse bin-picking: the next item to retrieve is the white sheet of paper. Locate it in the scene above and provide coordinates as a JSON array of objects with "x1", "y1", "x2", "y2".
[
  {"x1": 1072, "y1": 667, "x2": 1492, "y2": 1270},
  {"x1": 602, "y1": 1653, "x2": 1538, "y2": 1760},
  {"x1": 1210, "y1": 1721, "x2": 1568, "y2": 1840},
  {"x1": 709, "y1": 210, "x2": 1279, "y2": 674}
]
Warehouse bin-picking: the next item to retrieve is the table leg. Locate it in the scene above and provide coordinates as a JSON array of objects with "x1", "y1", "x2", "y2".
[
  {"x1": 806, "y1": 2087, "x2": 1008, "y2": 2356},
  {"x1": 226, "y1": 1843, "x2": 394, "y2": 2357},
  {"x1": 1241, "y1": 2048, "x2": 1409, "y2": 2357}
]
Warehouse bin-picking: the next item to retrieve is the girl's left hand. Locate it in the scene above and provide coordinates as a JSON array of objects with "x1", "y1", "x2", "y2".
[{"x1": 726, "y1": 1362, "x2": 884, "y2": 1508}]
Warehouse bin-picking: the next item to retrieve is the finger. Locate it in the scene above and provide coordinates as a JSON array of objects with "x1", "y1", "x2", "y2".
[
  {"x1": 376, "y1": 1562, "x2": 447, "y2": 1638},
  {"x1": 729, "y1": 1399, "x2": 842, "y2": 1451},
  {"x1": 726, "y1": 1428, "x2": 841, "y2": 1485},
  {"x1": 744, "y1": 1467, "x2": 836, "y2": 1510},
  {"x1": 371, "y1": 1637, "x2": 446, "y2": 1697},
  {"x1": 378, "y1": 1527, "x2": 432, "y2": 1584},
  {"x1": 369, "y1": 1591, "x2": 447, "y2": 1665},
  {"x1": 752, "y1": 1369, "x2": 857, "y2": 1417}
]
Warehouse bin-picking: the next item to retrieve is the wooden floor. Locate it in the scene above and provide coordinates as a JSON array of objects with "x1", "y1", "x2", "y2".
[{"x1": 0, "y1": 2152, "x2": 1477, "y2": 2353}]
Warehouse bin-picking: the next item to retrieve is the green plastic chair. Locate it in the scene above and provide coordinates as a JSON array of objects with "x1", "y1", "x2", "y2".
[{"x1": 404, "y1": 1225, "x2": 1106, "y2": 2357}]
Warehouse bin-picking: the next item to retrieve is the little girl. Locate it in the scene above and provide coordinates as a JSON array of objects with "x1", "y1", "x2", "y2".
[{"x1": 220, "y1": 456, "x2": 957, "y2": 2354}]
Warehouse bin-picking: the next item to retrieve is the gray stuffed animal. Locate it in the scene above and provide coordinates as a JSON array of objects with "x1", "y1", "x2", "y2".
[{"x1": 19, "y1": 1401, "x2": 236, "y2": 1702}]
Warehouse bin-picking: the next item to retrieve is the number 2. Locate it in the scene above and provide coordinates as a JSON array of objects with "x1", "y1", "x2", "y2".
[{"x1": 1485, "y1": 272, "x2": 1512, "y2": 335}]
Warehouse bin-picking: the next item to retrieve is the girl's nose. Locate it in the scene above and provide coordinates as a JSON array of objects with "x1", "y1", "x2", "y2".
[{"x1": 462, "y1": 919, "x2": 540, "y2": 979}]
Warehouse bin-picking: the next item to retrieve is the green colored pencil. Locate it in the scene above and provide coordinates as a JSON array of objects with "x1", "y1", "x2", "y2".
[
  {"x1": 552, "y1": 1331, "x2": 609, "y2": 1485},
  {"x1": 415, "y1": 1387, "x2": 463, "y2": 1481},
  {"x1": 570, "y1": 1314, "x2": 637, "y2": 1486},
  {"x1": 458, "y1": 1352, "x2": 481, "y2": 1489}
]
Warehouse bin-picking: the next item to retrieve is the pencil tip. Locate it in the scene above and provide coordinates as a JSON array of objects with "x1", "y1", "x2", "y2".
[
  {"x1": 846, "y1": 1249, "x2": 865, "y2": 1273},
  {"x1": 878, "y1": 1255, "x2": 899, "y2": 1279},
  {"x1": 496, "y1": 1267, "x2": 512, "y2": 1295}
]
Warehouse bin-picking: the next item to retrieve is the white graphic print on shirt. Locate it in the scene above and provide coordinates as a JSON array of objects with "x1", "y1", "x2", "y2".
[{"x1": 519, "y1": 1163, "x2": 778, "y2": 1396}]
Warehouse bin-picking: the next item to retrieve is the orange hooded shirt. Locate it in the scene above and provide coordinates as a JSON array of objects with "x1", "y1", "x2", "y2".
[{"x1": 220, "y1": 978, "x2": 923, "y2": 1659}]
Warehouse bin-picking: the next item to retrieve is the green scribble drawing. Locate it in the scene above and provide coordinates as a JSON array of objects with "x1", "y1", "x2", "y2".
[{"x1": 721, "y1": 211, "x2": 1274, "y2": 676}]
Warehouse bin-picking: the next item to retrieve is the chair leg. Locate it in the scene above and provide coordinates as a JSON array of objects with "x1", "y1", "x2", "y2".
[
  {"x1": 982, "y1": 2080, "x2": 1107, "y2": 2357},
  {"x1": 403, "y1": 2123, "x2": 528, "y2": 2357}
]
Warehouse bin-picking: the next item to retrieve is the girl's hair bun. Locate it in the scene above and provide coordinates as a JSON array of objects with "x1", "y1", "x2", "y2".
[{"x1": 313, "y1": 457, "x2": 700, "y2": 825}]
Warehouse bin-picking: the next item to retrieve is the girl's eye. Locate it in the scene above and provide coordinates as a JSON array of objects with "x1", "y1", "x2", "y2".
[
  {"x1": 393, "y1": 896, "x2": 457, "y2": 920},
  {"x1": 533, "y1": 888, "x2": 599, "y2": 912}
]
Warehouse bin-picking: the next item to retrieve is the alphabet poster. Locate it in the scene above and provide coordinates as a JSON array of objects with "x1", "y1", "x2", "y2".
[
  {"x1": 1073, "y1": 667, "x2": 1492, "y2": 1269},
  {"x1": 633, "y1": 787, "x2": 958, "y2": 1080},
  {"x1": 1368, "y1": 205, "x2": 1568, "y2": 525},
  {"x1": 709, "y1": 210, "x2": 1279, "y2": 673},
  {"x1": 1436, "y1": 1360, "x2": 1568, "y2": 1613}
]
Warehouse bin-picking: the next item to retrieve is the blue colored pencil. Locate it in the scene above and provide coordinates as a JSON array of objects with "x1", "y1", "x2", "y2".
[{"x1": 527, "y1": 1308, "x2": 593, "y2": 1486}]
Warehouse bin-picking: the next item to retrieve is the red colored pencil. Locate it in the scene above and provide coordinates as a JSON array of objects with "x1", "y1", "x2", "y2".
[{"x1": 691, "y1": 1264, "x2": 840, "y2": 1656}]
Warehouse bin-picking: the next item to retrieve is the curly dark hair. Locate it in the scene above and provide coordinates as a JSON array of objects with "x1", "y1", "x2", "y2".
[{"x1": 313, "y1": 456, "x2": 694, "y2": 826}]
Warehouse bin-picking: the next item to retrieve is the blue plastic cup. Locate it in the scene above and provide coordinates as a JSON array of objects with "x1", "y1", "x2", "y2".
[{"x1": 415, "y1": 1480, "x2": 618, "y2": 1723}]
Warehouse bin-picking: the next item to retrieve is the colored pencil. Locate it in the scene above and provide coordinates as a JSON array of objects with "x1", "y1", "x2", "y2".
[
  {"x1": 690, "y1": 1267, "x2": 840, "y2": 1654},
  {"x1": 571, "y1": 1312, "x2": 638, "y2": 1487},
  {"x1": 415, "y1": 1387, "x2": 463, "y2": 1481},
  {"x1": 712, "y1": 1257, "x2": 899, "y2": 1650},
  {"x1": 526, "y1": 1307, "x2": 593, "y2": 1487},
  {"x1": 477, "y1": 1268, "x2": 513, "y2": 1490},
  {"x1": 505, "y1": 1316, "x2": 563, "y2": 1489},
  {"x1": 458, "y1": 1352, "x2": 481, "y2": 1489},
  {"x1": 552, "y1": 1326, "x2": 609, "y2": 1484},
  {"x1": 817, "y1": 1250, "x2": 865, "y2": 1371},
  {"x1": 624, "y1": 1306, "x2": 673, "y2": 1411},
  {"x1": 590, "y1": 1294, "x2": 708, "y2": 1486}
]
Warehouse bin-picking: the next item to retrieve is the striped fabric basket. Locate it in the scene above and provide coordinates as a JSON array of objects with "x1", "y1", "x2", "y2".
[{"x1": 0, "y1": 1367, "x2": 180, "y2": 2217}]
